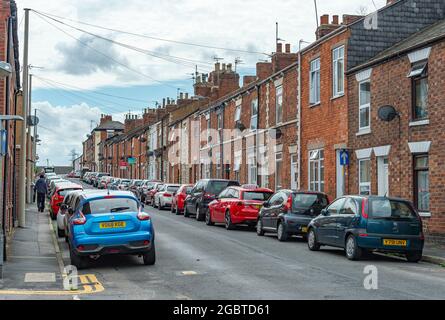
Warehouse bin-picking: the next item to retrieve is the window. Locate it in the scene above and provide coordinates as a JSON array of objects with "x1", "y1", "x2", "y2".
[
  {"x1": 275, "y1": 153, "x2": 283, "y2": 190},
  {"x1": 276, "y1": 86, "x2": 283, "y2": 124},
  {"x1": 359, "y1": 159, "x2": 371, "y2": 196},
  {"x1": 248, "y1": 149, "x2": 257, "y2": 185},
  {"x1": 411, "y1": 63, "x2": 428, "y2": 120},
  {"x1": 206, "y1": 119, "x2": 211, "y2": 144},
  {"x1": 250, "y1": 99, "x2": 258, "y2": 130},
  {"x1": 234, "y1": 105, "x2": 241, "y2": 123},
  {"x1": 359, "y1": 81, "x2": 371, "y2": 130},
  {"x1": 326, "y1": 197, "x2": 346, "y2": 215},
  {"x1": 234, "y1": 153, "x2": 241, "y2": 182},
  {"x1": 414, "y1": 154, "x2": 429, "y2": 212},
  {"x1": 310, "y1": 58, "x2": 320, "y2": 104},
  {"x1": 340, "y1": 198, "x2": 358, "y2": 215},
  {"x1": 309, "y1": 149, "x2": 324, "y2": 192},
  {"x1": 270, "y1": 192, "x2": 286, "y2": 207},
  {"x1": 370, "y1": 199, "x2": 416, "y2": 219},
  {"x1": 333, "y1": 46, "x2": 345, "y2": 96},
  {"x1": 215, "y1": 152, "x2": 221, "y2": 178},
  {"x1": 217, "y1": 113, "x2": 223, "y2": 142}
]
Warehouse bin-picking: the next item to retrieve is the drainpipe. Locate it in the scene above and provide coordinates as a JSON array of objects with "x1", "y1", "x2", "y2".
[
  {"x1": 297, "y1": 40, "x2": 308, "y2": 191},
  {"x1": 256, "y1": 85, "x2": 260, "y2": 186}
]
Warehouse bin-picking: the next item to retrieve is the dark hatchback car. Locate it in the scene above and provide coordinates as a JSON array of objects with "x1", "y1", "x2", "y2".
[
  {"x1": 307, "y1": 196, "x2": 424, "y2": 262},
  {"x1": 256, "y1": 190, "x2": 329, "y2": 241},
  {"x1": 184, "y1": 179, "x2": 240, "y2": 221}
]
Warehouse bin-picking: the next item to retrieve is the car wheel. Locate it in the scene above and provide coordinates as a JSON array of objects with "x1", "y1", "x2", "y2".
[
  {"x1": 57, "y1": 227, "x2": 65, "y2": 238},
  {"x1": 184, "y1": 206, "x2": 190, "y2": 218},
  {"x1": 50, "y1": 210, "x2": 56, "y2": 221},
  {"x1": 345, "y1": 235, "x2": 362, "y2": 261},
  {"x1": 69, "y1": 246, "x2": 88, "y2": 270},
  {"x1": 225, "y1": 211, "x2": 235, "y2": 230},
  {"x1": 159, "y1": 200, "x2": 164, "y2": 210},
  {"x1": 142, "y1": 242, "x2": 156, "y2": 265},
  {"x1": 406, "y1": 251, "x2": 422, "y2": 263},
  {"x1": 307, "y1": 228, "x2": 321, "y2": 251},
  {"x1": 277, "y1": 222, "x2": 288, "y2": 242},
  {"x1": 256, "y1": 218, "x2": 265, "y2": 236},
  {"x1": 196, "y1": 206, "x2": 204, "y2": 221},
  {"x1": 205, "y1": 210, "x2": 214, "y2": 226}
]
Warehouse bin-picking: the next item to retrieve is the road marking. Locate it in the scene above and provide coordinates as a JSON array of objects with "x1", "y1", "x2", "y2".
[
  {"x1": 48, "y1": 216, "x2": 66, "y2": 276},
  {"x1": 0, "y1": 274, "x2": 104, "y2": 296},
  {"x1": 180, "y1": 271, "x2": 198, "y2": 276},
  {"x1": 24, "y1": 273, "x2": 56, "y2": 283}
]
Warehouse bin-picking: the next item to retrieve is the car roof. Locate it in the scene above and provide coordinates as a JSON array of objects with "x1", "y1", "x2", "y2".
[
  {"x1": 80, "y1": 190, "x2": 137, "y2": 201},
  {"x1": 230, "y1": 186, "x2": 273, "y2": 192},
  {"x1": 56, "y1": 183, "x2": 83, "y2": 190}
]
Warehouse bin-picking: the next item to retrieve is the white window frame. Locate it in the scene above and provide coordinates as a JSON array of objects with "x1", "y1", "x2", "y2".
[
  {"x1": 310, "y1": 58, "x2": 321, "y2": 105},
  {"x1": 206, "y1": 118, "x2": 211, "y2": 145},
  {"x1": 250, "y1": 99, "x2": 258, "y2": 130},
  {"x1": 358, "y1": 80, "x2": 371, "y2": 131},
  {"x1": 234, "y1": 105, "x2": 241, "y2": 123},
  {"x1": 308, "y1": 149, "x2": 324, "y2": 192},
  {"x1": 359, "y1": 158, "x2": 371, "y2": 196},
  {"x1": 332, "y1": 45, "x2": 345, "y2": 97},
  {"x1": 248, "y1": 148, "x2": 257, "y2": 185},
  {"x1": 234, "y1": 153, "x2": 241, "y2": 181},
  {"x1": 275, "y1": 86, "x2": 283, "y2": 125}
]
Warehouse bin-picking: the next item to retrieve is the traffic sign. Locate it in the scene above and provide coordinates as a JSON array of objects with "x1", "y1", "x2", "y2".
[{"x1": 340, "y1": 150, "x2": 349, "y2": 166}]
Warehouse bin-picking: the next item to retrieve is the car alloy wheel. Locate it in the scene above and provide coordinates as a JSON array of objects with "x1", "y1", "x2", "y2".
[
  {"x1": 225, "y1": 212, "x2": 235, "y2": 230},
  {"x1": 205, "y1": 210, "x2": 214, "y2": 226},
  {"x1": 256, "y1": 219, "x2": 265, "y2": 236},
  {"x1": 307, "y1": 229, "x2": 320, "y2": 251},
  {"x1": 196, "y1": 207, "x2": 204, "y2": 221},
  {"x1": 345, "y1": 235, "x2": 362, "y2": 261},
  {"x1": 277, "y1": 222, "x2": 288, "y2": 242}
]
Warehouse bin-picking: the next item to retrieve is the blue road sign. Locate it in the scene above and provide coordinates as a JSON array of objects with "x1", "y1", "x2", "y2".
[
  {"x1": 340, "y1": 149, "x2": 349, "y2": 166},
  {"x1": 0, "y1": 129, "x2": 7, "y2": 156}
]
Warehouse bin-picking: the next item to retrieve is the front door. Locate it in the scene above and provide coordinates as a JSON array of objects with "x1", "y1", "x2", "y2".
[
  {"x1": 378, "y1": 157, "x2": 389, "y2": 196},
  {"x1": 291, "y1": 154, "x2": 298, "y2": 190},
  {"x1": 336, "y1": 150, "x2": 345, "y2": 198}
]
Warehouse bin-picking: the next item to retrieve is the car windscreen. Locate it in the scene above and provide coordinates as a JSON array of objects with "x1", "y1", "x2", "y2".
[
  {"x1": 292, "y1": 194, "x2": 328, "y2": 213},
  {"x1": 206, "y1": 181, "x2": 233, "y2": 195},
  {"x1": 243, "y1": 191, "x2": 273, "y2": 201},
  {"x1": 121, "y1": 180, "x2": 131, "y2": 184},
  {"x1": 134, "y1": 181, "x2": 143, "y2": 186},
  {"x1": 369, "y1": 199, "x2": 417, "y2": 220},
  {"x1": 58, "y1": 188, "x2": 82, "y2": 197},
  {"x1": 167, "y1": 186, "x2": 180, "y2": 193},
  {"x1": 82, "y1": 198, "x2": 139, "y2": 215},
  {"x1": 185, "y1": 186, "x2": 193, "y2": 193}
]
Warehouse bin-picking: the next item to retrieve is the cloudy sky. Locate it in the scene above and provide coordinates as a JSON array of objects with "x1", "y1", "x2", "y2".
[{"x1": 15, "y1": 0, "x2": 387, "y2": 166}]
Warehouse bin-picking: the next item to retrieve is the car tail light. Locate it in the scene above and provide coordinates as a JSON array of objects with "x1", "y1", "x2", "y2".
[
  {"x1": 203, "y1": 193, "x2": 215, "y2": 199},
  {"x1": 143, "y1": 240, "x2": 150, "y2": 246},
  {"x1": 284, "y1": 195, "x2": 292, "y2": 211},
  {"x1": 72, "y1": 212, "x2": 86, "y2": 225},
  {"x1": 77, "y1": 245, "x2": 85, "y2": 251},
  {"x1": 361, "y1": 198, "x2": 369, "y2": 219},
  {"x1": 137, "y1": 211, "x2": 151, "y2": 221},
  {"x1": 236, "y1": 201, "x2": 244, "y2": 207},
  {"x1": 164, "y1": 193, "x2": 172, "y2": 197}
]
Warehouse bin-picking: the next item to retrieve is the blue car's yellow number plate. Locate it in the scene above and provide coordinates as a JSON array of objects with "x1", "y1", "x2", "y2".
[
  {"x1": 100, "y1": 221, "x2": 126, "y2": 229},
  {"x1": 383, "y1": 239, "x2": 407, "y2": 246}
]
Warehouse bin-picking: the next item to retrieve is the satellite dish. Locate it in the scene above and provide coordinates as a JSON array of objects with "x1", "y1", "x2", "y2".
[
  {"x1": 378, "y1": 105, "x2": 399, "y2": 122},
  {"x1": 27, "y1": 115, "x2": 39, "y2": 126},
  {"x1": 269, "y1": 128, "x2": 283, "y2": 139}
]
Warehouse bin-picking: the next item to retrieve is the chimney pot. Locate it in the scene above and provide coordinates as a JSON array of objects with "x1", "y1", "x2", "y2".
[
  {"x1": 332, "y1": 15, "x2": 339, "y2": 25},
  {"x1": 227, "y1": 63, "x2": 232, "y2": 72},
  {"x1": 277, "y1": 43, "x2": 283, "y2": 53},
  {"x1": 285, "y1": 43, "x2": 291, "y2": 53},
  {"x1": 185, "y1": 93, "x2": 189, "y2": 99},
  {"x1": 320, "y1": 14, "x2": 329, "y2": 25},
  {"x1": 180, "y1": 92, "x2": 184, "y2": 99},
  {"x1": 222, "y1": 63, "x2": 226, "y2": 71},
  {"x1": 215, "y1": 62, "x2": 220, "y2": 71}
]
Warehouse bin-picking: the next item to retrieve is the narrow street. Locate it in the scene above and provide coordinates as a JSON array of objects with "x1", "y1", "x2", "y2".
[{"x1": 46, "y1": 179, "x2": 444, "y2": 300}]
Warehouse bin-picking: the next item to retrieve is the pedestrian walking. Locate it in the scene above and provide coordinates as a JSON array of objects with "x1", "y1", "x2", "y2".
[{"x1": 34, "y1": 174, "x2": 47, "y2": 212}]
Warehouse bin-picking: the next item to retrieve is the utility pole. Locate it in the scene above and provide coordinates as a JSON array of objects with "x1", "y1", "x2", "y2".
[
  {"x1": 26, "y1": 73, "x2": 33, "y2": 204},
  {"x1": 33, "y1": 107, "x2": 38, "y2": 178},
  {"x1": 18, "y1": 8, "x2": 30, "y2": 228}
]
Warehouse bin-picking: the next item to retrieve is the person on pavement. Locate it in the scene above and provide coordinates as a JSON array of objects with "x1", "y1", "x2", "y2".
[{"x1": 34, "y1": 174, "x2": 47, "y2": 212}]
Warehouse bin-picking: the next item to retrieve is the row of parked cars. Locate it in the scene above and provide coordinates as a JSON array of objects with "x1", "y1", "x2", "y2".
[
  {"x1": 43, "y1": 173, "x2": 155, "y2": 269},
  {"x1": 121, "y1": 177, "x2": 424, "y2": 263}
]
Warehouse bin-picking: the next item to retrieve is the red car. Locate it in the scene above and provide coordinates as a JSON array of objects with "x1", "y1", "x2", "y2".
[
  {"x1": 206, "y1": 186, "x2": 273, "y2": 229},
  {"x1": 49, "y1": 183, "x2": 83, "y2": 220},
  {"x1": 146, "y1": 182, "x2": 164, "y2": 205},
  {"x1": 171, "y1": 184, "x2": 194, "y2": 215}
]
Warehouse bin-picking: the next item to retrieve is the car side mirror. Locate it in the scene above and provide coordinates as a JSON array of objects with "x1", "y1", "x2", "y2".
[
  {"x1": 60, "y1": 204, "x2": 68, "y2": 211},
  {"x1": 68, "y1": 208, "x2": 74, "y2": 216},
  {"x1": 263, "y1": 201, "x2": 270, "y2": 208},
  {"x1": 321, "y1": 209, "x2": 329, "y2": 216}
]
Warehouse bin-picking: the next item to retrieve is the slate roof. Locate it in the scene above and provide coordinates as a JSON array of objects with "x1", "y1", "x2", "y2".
[
  {"x1": 349, "y1": 19, "x2": 445, "y2": 73},
  {"x1": 94, "y1": 120, "x2": 124, "y2": 131}
]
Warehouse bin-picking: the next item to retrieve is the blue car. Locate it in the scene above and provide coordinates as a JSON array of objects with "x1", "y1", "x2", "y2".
[
  {"x1": 67, "y1": 191, "x2": 155, "y2": 269},
  {"x1": 307, "y1": 196, "x2": 424, "y2": 262}
]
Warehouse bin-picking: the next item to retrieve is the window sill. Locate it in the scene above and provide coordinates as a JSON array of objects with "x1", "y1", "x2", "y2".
[
  {"x1": 331, "y1": 94, "x2": 345, "y2": 101},
  {"x1": 309, "y1": 102, "x2": 321, "y2": 108},
  {"x1": 409, "y1": 119, "x2": 429, "y2": 127},
  {"x1": 419, "y1": 212, "x2": 431, "y2": 218},
  {"x1": 356, "y1": 128, "x2": 371, "y2": 136}
]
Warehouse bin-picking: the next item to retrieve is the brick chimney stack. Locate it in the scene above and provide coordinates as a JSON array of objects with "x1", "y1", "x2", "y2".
[
  {"x1": 316, "y1": 14, "x2": 342, "y2": 40},
  {"x1": 271, "y1": 42, "x2": 298, "y2": 73},
  {"x1": 100, "y1": 114, "x2": 112, "y2": 125}
]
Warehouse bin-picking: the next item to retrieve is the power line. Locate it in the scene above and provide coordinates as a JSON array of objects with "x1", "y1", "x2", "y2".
[
  {"x1": 33, "y1": 12, "x2": 181, "y2": 91},
  {"x1": 33, "y1": 10, "x2": 213, "y2": 70},
  {"x1": 31, "y1": 9, "x2": 269, "y2": 56},
  {"x1": 33, "y1": 75, "x2": 156, "y2": 104}
]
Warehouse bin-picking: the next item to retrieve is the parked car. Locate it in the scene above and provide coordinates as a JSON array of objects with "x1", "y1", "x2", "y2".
[
  {"x1": 307, "y1": 196, "x2": 424, "y2": 262},
  {"x1": 146, "y1": 182, "x2": 164, "y2": 206},
  {"x1": 108, "y1": 178, "x2": 121, "y2": 190},
  {"x1": 140, "y1": 180, "x2": 162, "y2": 203},
  {"x1": 256, "y1": 190, "x2": 329, "y2": 241},
  {"x1": 129, "y1": 180, "x2": 143, "y2": 195},
  {"x1": 67, "y1": 190, "x2": 155, "y2": 269},
  {"x1": 207, "y1": 186, "x2": 273, "y2": 229},
  {"x1": 92, "y1": 173, "x2": 110, "y2": 188},
  {"x1": 171, "y1": 184, "x2": 194, "y2": 215},
  {"x1": 184, "y1": 179, "x2": 240, "y2": 221},
  {"x1": 117, "y1": 179, "x2": 132, "y2": 191},
  {"x1": 49, "y1": 183, "x2": 83, "y2": 220},
  {"x1": 47, "y1": 178, "x2": 69, "y2": 199},
  {"x1": 98, "y1": 176, "x2": 114, "y2": 189},
  {"x1": 153, "y1": 184, "x2": 181, "y2": 210}
]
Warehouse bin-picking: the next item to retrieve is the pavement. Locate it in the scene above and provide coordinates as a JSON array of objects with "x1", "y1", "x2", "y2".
[{"x1": 0, "y1": 179, "x2": 444, "y2": 300}]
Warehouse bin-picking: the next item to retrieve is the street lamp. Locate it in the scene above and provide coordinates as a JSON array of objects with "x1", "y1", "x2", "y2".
[{"x1": 0, "y1": 61, "x2": 11, "y2": 77}]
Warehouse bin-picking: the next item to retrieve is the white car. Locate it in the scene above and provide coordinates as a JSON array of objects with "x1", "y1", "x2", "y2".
[{"x1": 154, "y1": 184, "x2": 181, "y2": 210}]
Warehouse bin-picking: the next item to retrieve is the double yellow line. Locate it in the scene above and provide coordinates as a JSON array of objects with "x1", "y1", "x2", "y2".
[{"x1": 0, "y1": 274, "x2": 104, "y2": 296}]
